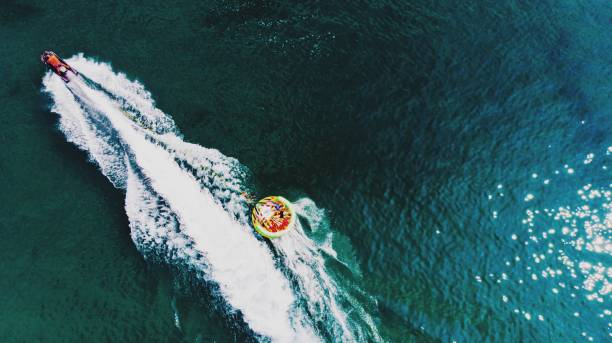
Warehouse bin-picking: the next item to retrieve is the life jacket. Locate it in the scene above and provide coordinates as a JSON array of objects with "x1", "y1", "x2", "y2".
[{"x1": 46, "y1": 54, "x2": 62, "y2": 68}]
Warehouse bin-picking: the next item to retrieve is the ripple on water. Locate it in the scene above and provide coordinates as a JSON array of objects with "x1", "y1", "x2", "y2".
[{"x1": 482, "y1": 147, "x2": 612, "y2": 340}]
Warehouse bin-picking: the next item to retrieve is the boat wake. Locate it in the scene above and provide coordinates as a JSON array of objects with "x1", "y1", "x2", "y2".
[{"x1": 42, "y1": 54, "x2": 380, "y2": 342}]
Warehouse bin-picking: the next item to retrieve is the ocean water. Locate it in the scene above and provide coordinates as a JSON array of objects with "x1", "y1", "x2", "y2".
[{"x1": 1, "y1": 0, "x2": 611, "y2": 342}]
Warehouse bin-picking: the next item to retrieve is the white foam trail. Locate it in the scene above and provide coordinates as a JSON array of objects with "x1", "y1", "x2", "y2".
[
  {"x1": 274, "y1": 199, "x2": 382, "y2": 342},
  {"x1": 43, "y1": 57, "x2": 317, "y2": 342},
  {"x1": 42, "y1": 55, "x2": 380, "y2": 342},
  {"x1": 71, "y1": 53, "x2": 177, "y2": 134}
]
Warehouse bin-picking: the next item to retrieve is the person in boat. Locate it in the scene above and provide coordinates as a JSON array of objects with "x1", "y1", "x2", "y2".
[{"x1": 43, "y1": 52, "x2": 58, "y2": 66}]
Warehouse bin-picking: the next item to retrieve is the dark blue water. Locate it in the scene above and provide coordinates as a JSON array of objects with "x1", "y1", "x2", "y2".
[{"x1": 1, "y1": 0, "x2": 611, "y2": 341}]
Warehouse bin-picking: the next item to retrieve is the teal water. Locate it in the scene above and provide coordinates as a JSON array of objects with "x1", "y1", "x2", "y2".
[{"x1": 1, "y1": 0, "x2": 612, "y2": 342}]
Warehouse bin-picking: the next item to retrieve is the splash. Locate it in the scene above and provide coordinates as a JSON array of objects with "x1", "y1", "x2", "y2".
[
  {"x1": 275, "y1": 198, "x2": 381, "y2": 342},
  {"x1": 42, "y1": 54, "x2": 379, "y2": 342}
]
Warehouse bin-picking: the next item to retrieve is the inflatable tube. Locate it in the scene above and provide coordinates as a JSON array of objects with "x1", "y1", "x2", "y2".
[{"x1": 251, "y1": 196, "x2": 295, "y2": 238}]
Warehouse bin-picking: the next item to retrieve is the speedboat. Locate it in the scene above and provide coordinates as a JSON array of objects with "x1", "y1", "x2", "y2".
[{"x1": 40, "y1": 51, "x2": 78, "y2": 82}]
